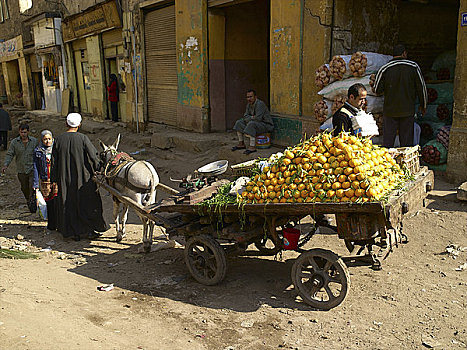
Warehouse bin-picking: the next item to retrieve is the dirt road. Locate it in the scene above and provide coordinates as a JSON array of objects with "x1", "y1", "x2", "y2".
[{"x1": 0, "y1": 113, "x2": 466, "y2": 349}]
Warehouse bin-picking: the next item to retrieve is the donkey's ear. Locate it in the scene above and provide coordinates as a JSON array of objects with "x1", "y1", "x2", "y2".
[
  {"x1": 98, "y1": 139, "x2": 107, "y2": 151},
  {"x1": 112, "y1": 134, "x2": 121, "y2": 150}
]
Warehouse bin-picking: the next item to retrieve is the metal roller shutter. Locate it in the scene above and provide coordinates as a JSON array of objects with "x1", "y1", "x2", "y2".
[{"x1": 144, "y1": 5, "x2": 177, "y2": 125}]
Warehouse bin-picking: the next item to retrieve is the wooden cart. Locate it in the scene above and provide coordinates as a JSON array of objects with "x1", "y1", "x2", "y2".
[{"x1": 96, "y1": 167, "x2": 434, "y2": 310}]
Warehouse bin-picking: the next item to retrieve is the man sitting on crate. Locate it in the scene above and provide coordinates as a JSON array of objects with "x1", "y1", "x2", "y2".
[{"x1": 232, "y1": 89, "x2": 274, "y2": 155}]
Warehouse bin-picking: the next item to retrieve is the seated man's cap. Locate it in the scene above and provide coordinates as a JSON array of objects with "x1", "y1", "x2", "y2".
[{"x1": 66, "y1": 113, "x2": 82, "y2": 127}]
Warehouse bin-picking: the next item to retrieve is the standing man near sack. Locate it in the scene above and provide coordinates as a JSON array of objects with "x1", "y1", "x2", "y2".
[
  {"x1": 373, "y1": 44, "x2": 427, "y2": 147},
  {"x1": 232, "y1": 89, "x2": 274, "y2": 155},
  {"x1": 51, "y1": 113, "x2": 108, "y2": 241},
  {"x1": 2, "y1": 123, "x2": 38, "y2": 212},
  {"x1": 0, "y1": 103, "x2": 12, "y2": 151}
]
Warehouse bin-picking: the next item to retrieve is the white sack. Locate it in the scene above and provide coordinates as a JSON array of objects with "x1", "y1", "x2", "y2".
[{"x1": 318, "y1": 75, "x2": 376, "y2": 100}]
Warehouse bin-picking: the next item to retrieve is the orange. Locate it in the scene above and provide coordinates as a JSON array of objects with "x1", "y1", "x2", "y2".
[
  {"x1": 297, "y1": 183, "x2": 306, "y2": 191},
  {"x1": 336, "y1": 189, "x2": 345, "y2": 198},
  {"x1": 355, "y1": 188, "x2": 365, "y2": 197},
  {"x1": 351, "y1": 181, "x2": 360, "y2": 189},
  {"x1": 332, "y1": 182, "x2": 341, "y2": 190},
  {"x1": 338, "y1": 175, "x2": 347, "y2": 183},
  {"x1": 280, "y1": 197, "x2": 287, "y2": 203},
  {"x1": 344, "y1": 167, "x2": 354, "y2": 176},
  {"x1": 323, "y1": 183, "x2": 332, "y2": 190},
  {"x1": 340, "y1": 160, "x2": 349, "y2": 168},
  {"x1": 283, "y1": 158, "x2": 292, "y2": 166},
  {"x1": 314, "y1": 183, "x2": 323, "y2": 190},
  {"x1": 342, "y1": 181, "x2": 351, "y2": 189},
  {"x1": 326, "y1": 190, "x2": 336, "y2": 198},
  {"x1": 348, "y1": 173, "x2": 357, "y2": 181},
  {"x1": 294, "y1": 157, "x2": 303, "y2": 165},
  {"x1": 345, "y1": 189, "x2": 355, "y2": 198},
  {"x1": 334, "y1": 167, "x2": 344, "y2": 176},
  {"x1": 264, "y1": 179, "x2": 271, "y2": 186},
  {"x1": 318, "y1": 155, "x2": 327, "y2": 164}
]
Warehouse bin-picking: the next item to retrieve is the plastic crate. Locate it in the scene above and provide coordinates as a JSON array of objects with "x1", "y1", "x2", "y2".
[
  {"x1": 389, "y1": 146, "x2": 420, "y2": 175},
  {"x1": 231, "y1": 160, "x2": 258, "y2": 177}
]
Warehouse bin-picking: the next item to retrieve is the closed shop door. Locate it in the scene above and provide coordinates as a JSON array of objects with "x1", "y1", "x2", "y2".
[{"x1": 144, "y1": 5, "x2": 177, "y2": 125}]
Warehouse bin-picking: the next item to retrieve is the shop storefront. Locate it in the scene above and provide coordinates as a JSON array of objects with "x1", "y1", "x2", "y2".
[
  {"x1": 0, "y1": 35, "x2": 32, "y2": 109},
  {"x1": 31, "y1": 16, "x2": 65, "y2": 113},
  {"x1": 62, "y1": 0, "x2": 122, "y2": 119}
]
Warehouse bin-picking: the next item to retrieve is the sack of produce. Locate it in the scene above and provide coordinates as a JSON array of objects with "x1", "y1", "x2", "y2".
[
  {"x1": 315, "y1": 64, "x2": 335, "y2": 89},
  {"x1": 313, "y1": 99, "x2": 333, "y2": 123},
  {"x1": 419, "y1": 121, "x2": 445, "y2": 140},
  {"x1": 431, "y1": 50, "x2": 456, "y2": 79},
  {"x1": 329, "y1": 55, "x2": 352, "y2": 80},
  {"x1": 332, "y1": 94, "x2": 347, "y2": 114},
  {"x1": 417, "y1": 103, "x2": 452, "y2": 123},
  {"x1": 349, "y1": 52, "x2": 392, "y2": 77},
  {"x1": 426, "y1": 83, "x2": 454, "y2": 105},
  {"x1": 238, "y1": 132, "x2": 408, "y2": 204},
  {"x1": 436, "y1": 125, "x2": 451, "y2": 150},
  {"x1": 421, "y1": 140, "x2": 447, "y2": 165},
  {"x1": 351, "y1": 111, "x2": 379, "y2": 137},
  {"x1": 318, "y1": 76, "x2": 375, "y2": 100},
  {"x1": 365, "y1": 95, "x2": 384, "y2": 114}
]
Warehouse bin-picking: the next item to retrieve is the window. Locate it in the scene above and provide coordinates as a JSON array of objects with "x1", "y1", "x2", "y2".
[{"x1": 19, "y1": 0, "x2": 32, "y2": 13}]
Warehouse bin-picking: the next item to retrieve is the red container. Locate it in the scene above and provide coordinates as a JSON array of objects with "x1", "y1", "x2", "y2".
[{"x1": 282, "y1": 228, "x2": 301, "y2": 250}]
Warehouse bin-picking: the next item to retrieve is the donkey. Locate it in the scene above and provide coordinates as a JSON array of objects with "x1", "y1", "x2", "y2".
[{"x1": 99, "y1": 135, "x2": 160, "y2": 252}]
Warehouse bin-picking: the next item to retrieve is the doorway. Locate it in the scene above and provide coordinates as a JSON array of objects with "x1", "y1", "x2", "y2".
[
  {"x1": 209, "y1": 0, "x2": 270, "y2": 131},
  {"x1": 105, "y1": 57, "x2": 118, "y2": 120}
]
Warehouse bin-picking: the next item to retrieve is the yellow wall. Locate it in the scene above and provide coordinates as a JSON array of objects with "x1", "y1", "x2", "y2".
[
  {"x1": 86, "y1": 35, "x2": 106, "y2": 118},
  {"x1": 270, "y1": 1, "x2": 302, "y2": 116},
  {"x1": 175, "y1": 0, "x2": 209, "y2": 132}
]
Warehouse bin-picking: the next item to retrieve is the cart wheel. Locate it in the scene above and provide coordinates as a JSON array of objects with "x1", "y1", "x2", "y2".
[
  {"x1": 184, "y1": 235, "x2": 227, "y2": 286},
  {"x1": 291, "y1": 248, "x2": 350, "y2": 310},
  {"x1": 254, "y1": 235, "x2": 282, "y2": 255}
]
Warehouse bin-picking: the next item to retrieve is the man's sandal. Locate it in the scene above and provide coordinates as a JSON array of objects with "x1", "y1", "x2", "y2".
[
  {"x1": 231, "y1": 145, "x2": 246, "y2": 151},
  {"x1": 244, "y1": 149, "x2": 257, "y2": 155}
]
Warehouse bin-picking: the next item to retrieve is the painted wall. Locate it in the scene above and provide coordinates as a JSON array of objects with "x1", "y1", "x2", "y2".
[
  {"x1": 176, "y1": 0, "x2": 209, "y2": 132},
  {"x1": 270, "y1": 1, "x2": 301, "y2": 116},
  {"x1": 86, "y1": 35, "x2": 106, "y2": 118},
  {"x1": 208, "y1": 9, "x2": 226, "y2": 131},
  {"x1": 302, "y1": 0, "x2": 333, "y2": 137},
  {"x1": 446, "y1": 0, "x2": 467, "y2": 183}
]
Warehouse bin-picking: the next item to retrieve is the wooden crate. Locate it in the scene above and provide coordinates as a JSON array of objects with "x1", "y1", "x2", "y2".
[
  {"x1": 389, "y1": 146, "x2": 420, "y2": 175},
  {"x1": 231, "y1": 160, "x2": 258, "y2": 177}
]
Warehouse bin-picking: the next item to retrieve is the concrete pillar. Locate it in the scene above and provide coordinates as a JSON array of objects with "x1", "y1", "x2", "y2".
[
  {"x1": 270, "y1": 1, "x2": 302, "y2": 117},
  {"x1": 86, "y1": 35, "x2": 106, "y2": 119},
  {"x1": 446, "y1": 0, "x2": 467, "y2": 184},
  {"x1": 1, "y1": 62, "x2": 12, "y2": 105},
  {"x1": 18, "y1": 56, "x2": 33, "y2": 110},
  {"x1": 176, "y1": 0, "x2": 209, "y2": 133}
]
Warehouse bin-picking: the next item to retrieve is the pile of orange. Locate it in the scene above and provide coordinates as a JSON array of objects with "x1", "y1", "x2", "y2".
[{"x1": 239, "y1": 132, "x2": 406, "y2": 204}]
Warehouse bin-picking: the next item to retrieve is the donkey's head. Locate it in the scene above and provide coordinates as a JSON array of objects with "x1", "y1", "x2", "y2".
[{"x1": 99, "y1": 134, "x2": 121, "y2": 166}]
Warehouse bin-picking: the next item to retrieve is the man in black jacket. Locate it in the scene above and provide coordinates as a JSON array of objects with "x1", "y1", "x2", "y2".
[
  {"x1": 373, "y1": 44, "x2": 427, "y2": 147},
  {"x1": 332, "y1": 83, "x2": 367, "y2": 136}
]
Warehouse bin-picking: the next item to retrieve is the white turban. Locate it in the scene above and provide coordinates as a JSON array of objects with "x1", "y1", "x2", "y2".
[{"x1": 66, "y1": 113, "x2": 82, "y2": 127}]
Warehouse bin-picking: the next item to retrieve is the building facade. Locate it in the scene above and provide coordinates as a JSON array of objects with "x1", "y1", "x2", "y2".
[{"x1": 0, "y1": 0, "x2": 465, "y2": 182}]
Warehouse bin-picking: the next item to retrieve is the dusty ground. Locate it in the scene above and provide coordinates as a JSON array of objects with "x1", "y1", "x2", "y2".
[{"x1": 0, "y1": 112, "x2": 466, "y2": 350}]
